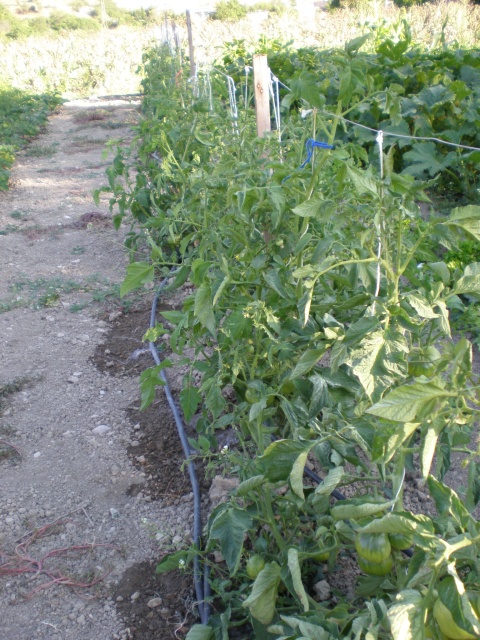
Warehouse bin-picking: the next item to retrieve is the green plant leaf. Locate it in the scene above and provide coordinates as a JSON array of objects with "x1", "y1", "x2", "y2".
[
  {"x1": 290, "y1": 347, "x2": 327, "y2": 379},
  {"x1": 209, "y1": 507, "x2": 253, "y2": 574},
  {"x1": 366, "y1": 383, "x2": 452, "y2": 422},
  {"x1": 194, "y1": 282, "x2": 216, "y2": 335},
  {"x1": 427, "y1": 476, "x2": 471, "y2": 529},
  {"x1": 287, "y1": 548, "x2": 309, "y2": 612},
  {"x1": 387, "y1": 590, "x2": 425, "y2": 640},
  {"x1": 290, "y1": 449, "x2": 310, "y2": 500},
  {"x1": 315, "y1": 465, "x2": 344, "y2": 496},
  {"x1": 406, "y1": 294, "x2": 438, "y2": 318},
  {"x1": 179, "y1": 386, "x2": 202, "y2": 423},
  {"x1": 120, "y1": 262, "x2": 154, "y2": 297},
  {"x1": 346, "y1": 165, "x2": 379, "y2": 197},
  {"x1": 437, "y1": 575, "x2": 480, "y2": 637},
  {"x1": 420, "y1": 420, "x2": 443, "y2": 479},
  {"x1": 381, "y1": 422, "x2": 419, "y2": 463},
  {"x1": 139, "y1": 363, "x2": 168, "y2": 410},
  {"x1": 242, "y1": 562, "x2": 281, "y2": 625},
  {"x1": 453, "y1": 274, "x2": 480, "y2": 295},
  {"x1": 236, "y1": 475, "x2": 266, "y2": 497},
  {"x1": 292, "y1": 196, "x2": 322, "y2": 218},
  {"x1": 330, "y1": 496, "x2": 394, "y2": 521},
  {"x1": 185, "y1": 624, "x2": 214, "y2": 640},
  {"x1": 446, "y1": 205, "x2": 480, "y2": 242},
  {"x1": 260, "y1": 440, "x2": 308, "y2": 483},
  {"x1": 156, "y1": 549, "x2": 191, "y2": 575}
]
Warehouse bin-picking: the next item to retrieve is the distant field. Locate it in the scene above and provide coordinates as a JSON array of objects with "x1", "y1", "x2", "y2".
[{"x1": 1, "y1": 0, "x2": 215, "y2": 15}]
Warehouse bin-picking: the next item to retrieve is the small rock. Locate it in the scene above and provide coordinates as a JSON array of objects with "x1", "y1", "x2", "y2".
[
  {"x1": 172, "y1": 535, "x2": 182, "y2": 544},
  {"x1": 5, "y1": 517, "x2": 14, "y2": 525},
  {"x1": 130, "y1": 440, "x2": 140, "y2": 447},
  {"x1": 67, "y1": 376, "x2": 79, "y2": 384},
  {"x1": 110, "y1": 508, "x2": 120, "y2": 519},
  {"x1": 76, "y1": 615, "x2": 85, "y2": 625},
  {"x1": 313, "y1": 579, "x2": 331, "y2": 601},
  {"x1": 131, "y1": 591, "x2": 141, "y2": 602},
  {"x1": 146, "y1": 597, "x2": 163, "y2": 608},
  {"x1": 116, "y1": 596, "x2": 124, "y2": 602},
  {"x1": 208, "y1": 476, "x2": 239, "y2": 506},
  {"x1": 136, "y1": 455, "x2": 146, "y2": 464},
  {"x1": 109, "y1": 311, "x2": 122, "y2": 321},
  {"x1": 33, "y1": 452, "x2": 41, "y2": 458},
  {"x1": 92, "y1": 425, "x2": 110, "y2": 436}
]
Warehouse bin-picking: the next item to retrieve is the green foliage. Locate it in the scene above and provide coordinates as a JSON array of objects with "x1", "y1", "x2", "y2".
[
  {"x1": 49, "y1": 11, "x2": 100, "y2": 32},
  {"x1": 212, "y1": 0, "x2": 248, "y2": 21},
  {"x1": 0, "y1": 85, "x2": 62, "y2": 189},
  {"x1": 101, "y1": 36, "x2": 480, "y2": 640}
]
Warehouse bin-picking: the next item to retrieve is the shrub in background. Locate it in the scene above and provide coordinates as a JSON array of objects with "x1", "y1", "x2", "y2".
[{"x1": 212, "y1": 0, "x2": 248, "y2": 21}]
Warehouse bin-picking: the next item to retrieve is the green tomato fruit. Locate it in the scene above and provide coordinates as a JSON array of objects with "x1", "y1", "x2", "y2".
[
  {"x1": 389, "y1": 532, "x2": 413, "y2": 551},
  {"x1": 244, "y1": 380, "x2": 265, "y2": 404},
  {"x1": 246, "y1": 555, "x2": 265, "y2": 580},
  {"x1": 407, "y1": 347, "x2": 439, "y2": 378},
  {"x1": 280, "y1": 380, "x2": 295, "y2": 397},
  {"x1": 433, "y1": 599, "x2": 477, "y2": 640},
  {"x1": 355, "y1": 532, "x2": 392, "y2": 563},
  {"x1": 357, "y1": 554, "x2": 393, "y2": 576}
]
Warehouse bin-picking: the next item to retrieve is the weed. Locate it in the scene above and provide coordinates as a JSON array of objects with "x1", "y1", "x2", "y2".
[
  {"x1": 9, "y1": 210, "x2": 28, "y2": 220},
  {"x1": 0, "y1": 224, "x2": 20, "y2": 235},
  {"x1": 0, "y1": 374, "x2": 40, "y2": 414},
  {"x1": 72, "y1": 108, "x2": 110, "y2": 123},
  {"x1": 24, "y1": 143, "x2": 58, "y2": 157},
  {"x1": 70, "y1": 135, "x2": 106, "y2": 148},
  {"x1": 71, "y1": 246, "x2": 86, "y2": 255}
]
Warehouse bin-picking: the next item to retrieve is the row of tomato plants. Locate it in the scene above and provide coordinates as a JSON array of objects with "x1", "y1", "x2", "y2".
[{"x1": 97, "y1": 36, "x2": 480, "y2": 640}]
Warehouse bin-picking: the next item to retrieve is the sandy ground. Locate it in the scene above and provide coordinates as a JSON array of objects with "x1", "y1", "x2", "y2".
[{"x1": 0, "y1": 98, "x2": 195, "y2": 640}]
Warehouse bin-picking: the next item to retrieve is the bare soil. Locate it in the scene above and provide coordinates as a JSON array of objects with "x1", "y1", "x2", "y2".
[{"x1": 0, "y1": 98, "x2": 199, "y2": 640}]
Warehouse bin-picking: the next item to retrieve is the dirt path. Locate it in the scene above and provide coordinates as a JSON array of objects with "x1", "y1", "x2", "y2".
[{"x1": 0, "y1": 99, "x2": 196, "y2": 640}]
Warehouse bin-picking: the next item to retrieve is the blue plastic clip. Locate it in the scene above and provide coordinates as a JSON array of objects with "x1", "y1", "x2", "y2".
[{"x1": 283, "y1": 138, "x2": 334, "y2": 183}]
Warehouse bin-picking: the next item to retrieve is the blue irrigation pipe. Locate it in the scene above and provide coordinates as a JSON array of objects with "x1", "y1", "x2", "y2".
[{"x1": 149, "y1": 281, "x2": 210, "y2": 624}]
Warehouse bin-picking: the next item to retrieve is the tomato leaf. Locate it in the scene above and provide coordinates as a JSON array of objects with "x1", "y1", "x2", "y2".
[
  {"x1": 179, "y1": 386, "x2": 202, "y2": 423},
  {"x1": 366, "y1": 383, "x2": 452, "y2": 422},
  {"x1": 209, "y1": 507, "x2": 253, "y2": 575},
  {"x1": 388, "y1": 590, "x2": 425, "y2": 640},
  {"x1": 242, "y1": 562, "x2": 281, "y2": 625},
  {"x1": 287, "y1": 548, "x2": 309, "y2": 612},
  {"x1": 120, "y1": 261, "x2": 154, "y2": 297},
  {"x1": 194, "y1": 282, "x2": 216, "y2": 335},
  {"x1": 185, "y1": 625, "x2": 214, "y2": 640},
  {"x1": 260, "y1": 440, "x2": 309, "y2": 483}
]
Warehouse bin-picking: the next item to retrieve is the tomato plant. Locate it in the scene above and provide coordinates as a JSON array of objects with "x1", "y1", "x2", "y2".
[{"x1": 101, "y1": 33, "x2": 480, "y2": 640}]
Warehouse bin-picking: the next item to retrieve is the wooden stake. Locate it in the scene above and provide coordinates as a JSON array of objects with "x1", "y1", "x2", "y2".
[
  {"x1": 185, "y1": 10, "x2": 197, "y2": 96},
  {"x1": 253, "y1": 54, "x2": 271, "y2": 138}
]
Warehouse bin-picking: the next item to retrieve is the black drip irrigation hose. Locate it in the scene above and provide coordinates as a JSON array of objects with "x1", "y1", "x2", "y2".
[
  {"x1": 149, "y1": 282, "x2": 210, "y2": 625},
  {"x1": 148, "y1": 280, "x2": 412, "y2": 626}
]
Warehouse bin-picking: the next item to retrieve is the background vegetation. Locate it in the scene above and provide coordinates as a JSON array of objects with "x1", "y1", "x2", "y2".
[{"x1": 0, "y1": 85, "x2": 62, "y2": 189}]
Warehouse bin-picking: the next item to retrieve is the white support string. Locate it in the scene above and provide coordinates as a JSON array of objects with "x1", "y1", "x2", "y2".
[
  {"x1": 245, "y1": 66, "x2": 252, "y2": 107},
  {"x1": 269, "y1": 72, "x2": 282, "y2": 143},
  {"x1": 374, "y1": 130, "x2": 384, "y2": 305},
  {"x1": 211, "y1": 67, "x2": 238, "y2": 134},
  {"x1": 205, "y1": 67, "x2": 213, "y2": 111}
]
